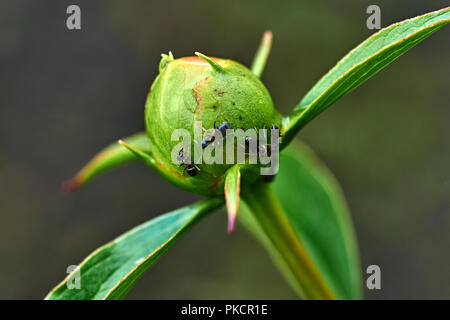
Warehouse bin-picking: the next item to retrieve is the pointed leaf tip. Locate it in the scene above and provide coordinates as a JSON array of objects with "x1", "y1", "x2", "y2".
[
  {"x1": 195, "y1": 52, "x2": 225, "y2": 73},
  {"x1": 224, "y1": 166, "x2": 241, "y2": 233},
  {"x1": 118, "y1": 139, "x2": 157, "y2": 170},
  {"x1": 227, "y1": 214, "x2": 237, "y2": 234},
  {"x1": 118, "y1": 139, "x2": 146, "y2": 158},
  {"x1": 251, "y1": 30, "x2": 273, "y2": 77},
  {"x1": 60, "y1": 178, "x2": 81, "y2": 193}
]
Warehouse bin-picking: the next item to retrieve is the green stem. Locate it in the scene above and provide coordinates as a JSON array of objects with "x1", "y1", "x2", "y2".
[{"x1": 242, "y1": 182, "x2": 335, "y2": 300}]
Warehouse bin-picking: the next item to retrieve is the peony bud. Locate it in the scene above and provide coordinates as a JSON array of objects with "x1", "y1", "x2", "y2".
[{"x1": 145, "y1": 52, "x2": 280, "y2": 195}]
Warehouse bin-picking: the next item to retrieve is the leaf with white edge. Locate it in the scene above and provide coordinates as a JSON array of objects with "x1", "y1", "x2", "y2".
[
  {"x1": 45, "y1": 197, "x2": 224, "y2": 300},
  {"x1": 281, "y1": 7, "x2": 450, "y2": 147}
]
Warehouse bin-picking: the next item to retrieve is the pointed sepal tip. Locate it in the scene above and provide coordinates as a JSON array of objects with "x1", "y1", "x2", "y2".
[
  {"x1": 60, "y1": 178, "x2": 81, "y2": 194},
  {"x1": 224, "y1": 165, "x2": 241, "y2": 234},
  {"x1": 195, "y1": 52, "x2": 225, "y2": 73}
]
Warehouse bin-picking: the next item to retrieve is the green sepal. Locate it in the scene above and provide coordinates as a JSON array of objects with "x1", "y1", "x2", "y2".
[
  {"x1": 251, "y1": 31, "x2": 273, "y2": 78},
  {"x1": 62, "y1": 132, "x2": 151, "y2": 192},
  {"x1": 224, "y1": 165, "x2": 241, "y2": 233}
]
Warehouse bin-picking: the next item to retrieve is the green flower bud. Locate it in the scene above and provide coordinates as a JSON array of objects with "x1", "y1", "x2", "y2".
[{"x1": 145, "y1": 52, "x2": 280, "y2": 196}]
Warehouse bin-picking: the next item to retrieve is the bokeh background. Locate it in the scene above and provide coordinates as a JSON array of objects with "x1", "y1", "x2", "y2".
[{"x1": 0, "y1": 0, "x2": 449, "y2": 299}]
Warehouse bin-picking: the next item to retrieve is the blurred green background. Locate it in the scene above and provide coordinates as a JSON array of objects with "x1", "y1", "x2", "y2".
[{"x1": 0, "y1": 0, "x2": 449, "y2": 299}]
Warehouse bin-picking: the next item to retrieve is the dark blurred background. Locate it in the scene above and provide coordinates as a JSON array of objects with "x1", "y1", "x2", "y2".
[{"x1": 0, "y1": 0, "x2": 449, "y2": 299}]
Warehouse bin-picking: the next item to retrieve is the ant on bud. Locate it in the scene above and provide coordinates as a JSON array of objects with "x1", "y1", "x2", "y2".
[
  {"x1": 201, "y1": 111, "x2": 232, "y2": 149},
  {"x1": 176, "y1": 149, "x2": 200, "y2": 177}
]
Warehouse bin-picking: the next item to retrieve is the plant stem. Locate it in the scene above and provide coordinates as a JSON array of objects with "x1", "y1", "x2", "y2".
[{"x1": 242, "y1": 182, "x2": 336, "y2": 299}]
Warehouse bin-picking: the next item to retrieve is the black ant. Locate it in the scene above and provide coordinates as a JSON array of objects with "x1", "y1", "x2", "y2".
[
  {"x1": 176, "y1": 149, "x2": 200, "y2": 177},
  {"x1": 201, "y1": 112, "x2": 231, "y2": 149},
  {"x1": 217, "y1": 121, "x2": 231, "y2": 135},
  {"x1": 263, "y1": 174, "x2": 277, "y2": 183},
  {"x1": 201, "y1": 140, "x2": 209, "y2": 149}
]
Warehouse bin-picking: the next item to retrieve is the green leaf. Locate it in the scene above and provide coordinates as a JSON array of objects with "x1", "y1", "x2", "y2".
[
  {"x1": 45, "y1": 197, "x2": 224, "y2": 300},
  {"x1": 62, "y1": 132, "x2": 152, "y2": 192},
  {"x1": 251, "y1": 31, "x2": 273, "y2": 78},
  {"x1": 240, "y1": 141, "x2": 361, "y2": 299},
  {"x1": 281, "y1": 7, "x2": 450, "y2": 147},
  {"x1": 224, "y1": 165, "x2": 241, "y2": 233}
]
